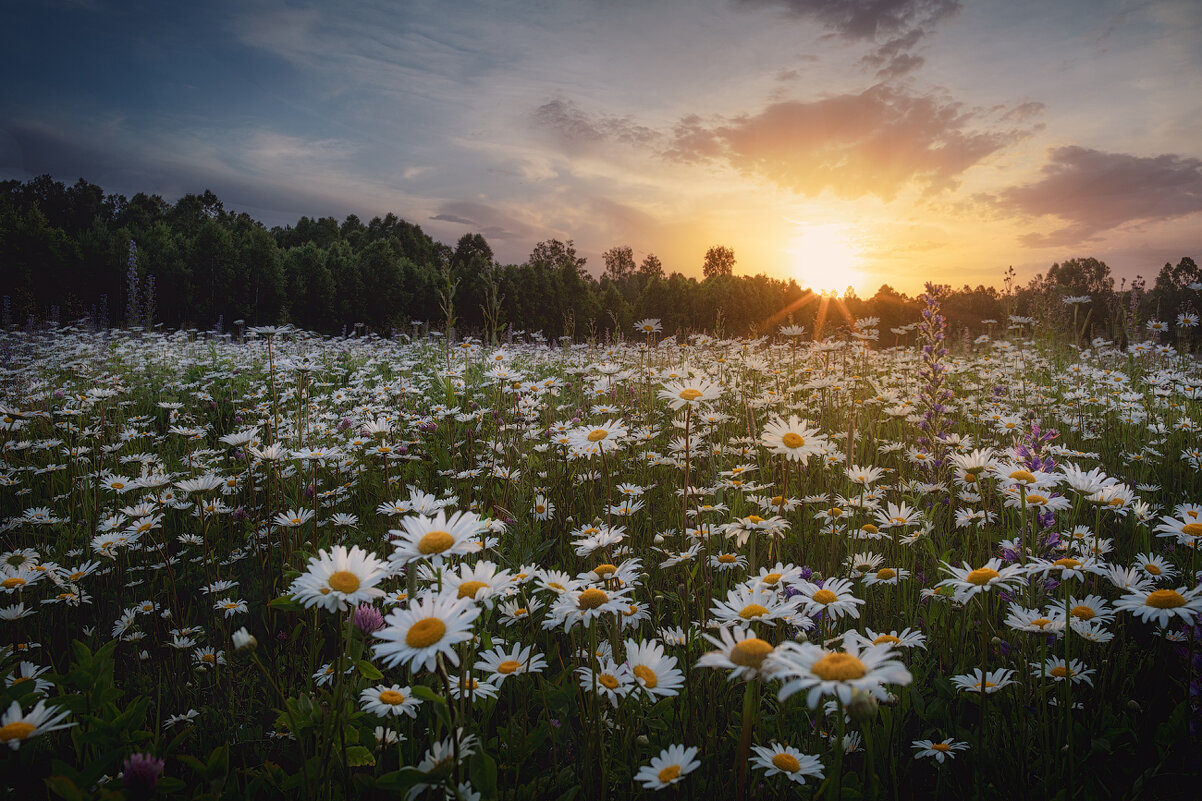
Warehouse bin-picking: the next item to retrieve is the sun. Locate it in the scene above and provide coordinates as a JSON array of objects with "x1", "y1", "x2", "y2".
[{"x1": 787, "y1": 224, "x2": 866, "y2": 295}]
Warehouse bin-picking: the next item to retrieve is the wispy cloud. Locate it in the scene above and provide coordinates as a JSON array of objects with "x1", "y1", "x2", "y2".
[
  {"x1": 530, "y1": 99, "x2": 662, "y2": 153},
  {"x1": 735, "y1": 0, "x2": 961, "y2": 40},
  {"x1": 663, "y1": 85, "x2": 1030, "y2": 200},
  {"x1": 988, "y1": 146, "x2": 1202, "y2": 246}
]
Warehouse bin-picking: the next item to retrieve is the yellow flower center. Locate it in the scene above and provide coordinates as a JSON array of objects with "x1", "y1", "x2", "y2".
[
  {"x1": 810, "y1": 652, "x2": 867, "y2": 681},
  {"x1": 1009, "y1": 470, "x2": 1036, "y2": 484},
  {"x1": 594, "y1": 563, "x2": 617, "y2": 577},
  {"x1": 1050, "y1": 666, "x2": 1069, "y2": 678},
  {"x1": 931, "y1": 743, "x2": 951, "y2": 752},
  {"x1": 598, "y1": 673, "x2": 619, "y2": 690},
  {"x1": 457, "y1": 580, "x2": 488, "y2": 600},
  {"x1": 1146, "y1": 589, "x2": 1186, "y2": 609},
  {"x1": 739, "y1": 603, "x2": 769, "y2": 619},
  {"x1": 0, "y1": 721, "x2": 36, "y2": 743},
  {"x1": 861, "y1": 523, "x2": 879, "y2": 534},
  {"x1": 418, "y1": 530, "x2": 454, "y2": 554},
  {"x1": 771, "y1": 495, "x2": 784, "y2": 506},
  {"x1": 1026, "y1": 494, "x2": 1048, "y2": 505},
  {"x1": 812, "y1": 589, "x2": 838, "y2": 605},
  {"x1": 761, "y1": 572, "x2": 782, "y2": 585},
  {"x1": 873, "y1": 634, "x2": 901, "y2": 645},
  {"x1": 771, "y1": 753, "x2": 801, "y2": 772},
  {"x1": 730, "y1": 638, "x2": 774, "y2": 668},
  {"x1": 1053, "y1": 558, "x2": 1082, "y2": 569},
  {"x1": 633, "y1": 665, "x2": 658, "y2": 688},
  {"x1": 577, "y1": 588, "x2": 609, "y2": 610},
  {"x1": 513, "y1": 608, "x2": 528, "y2": 616},
  {"x1": 202, "y1": 653, "x2": 216, "y2": 663},
  {"x1": 1144, "y1": 563, "x2": 1162, "y2": 575},
  {"x1": 717, "y1": 554, "x2": 738, "y2": 564},
  {"x1": 1, "y1": 577, "x2": 26, "y2": 589},
  {"x1": 111, "y1": 482, "x2": 124, "y2": 490},
  {"x1": 679, "y1": 388, "x2": 702, "y2": 401},
  {"x1": 1069, "y1": 605, "x2": 1095, "y2": 620},
  {"x1": 1181, "y1": 523, "x2": 1202, "y2": 536},
  {"x1": 587, "y1": 429, "x2": 608, "y2": 442},
  {"x1": 747, "y1": 515, "x2": 764, "y2": 524},
  {"x1": 966, "y1": 567, "x2": 1000, "y2": 586},
  {"x1": 497, "y1": 660, "x2": 521, "y2": 675},
  {"x1": 547, "y1": 582, "x2": 565, "y2": 592},
  {"x1": 875, "y1": 568, "x2": 897, "y2": 580},
  {"x1": 657, "y1": 765, "x2": 681, "y2": 783},
  {"x1": 328, "y1": 571, "x2": 360, "y2": 594},
  {"x1": 1030, "y1": 618, "x2": 1052, "y2": 629},
  {"x1": 405, "y1": 617, "x2": 447, "y2": 648},
  {"x1": 781, "y1": 433, "x2": 805, "y2": 449},
  {"x1": 379, "y1": 690, "x2": 404, "y2": 705}
]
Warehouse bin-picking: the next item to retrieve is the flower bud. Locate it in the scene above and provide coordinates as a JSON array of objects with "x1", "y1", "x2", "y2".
[{"x1": 232, "y1": 626, "x2": 257, "y2": 652}]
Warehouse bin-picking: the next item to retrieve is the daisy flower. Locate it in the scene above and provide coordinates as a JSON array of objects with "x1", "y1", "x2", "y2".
[
  {"x1": 272, "y1": 507, "x2": 315, "y2": 528},
  {"x1": 359, "y1": 684, "x2": 422, "y2": 718},
  {"x1": 697, "y1": 626, "x2": 779, "y2": 681},
  {"x1": 625, "y1": 638, "x2": 685, "y2": 699},
  {"x1": 372, "y1": 593, "x2": 481, "y2": 672},
  {"x1": 658, "y1": 377, "x2": 722, "y2": 410},
  {"x1": 950, "y1": 667, "x2": 1016, "y2": 694},
  {"x1": 710, "y1": 584, "x2": 801, "y2": 627},
  {"x1": 937, "y1": 559, "x2": 1027, "y2": 602},
  {"x1": 568, "y1": 418, "x2": 628, "y2": 452},
  {"x1": 1132, "y1": 552, "x2": 1176, "y2": 582},
  {"x1": 474, "y1": 643, "x2": 547, "y2": 683},
  {"x1": 845, "y1": 627, "x2": 927, "y2": 650},
  {"x1": 750, "y1": 743, "x2": 825, "y2": 784},
  {"x1": 1030, "y1": 656, "x2": 1095, "y2": 686},
  {"x1": 861, "y1": 567, "x2": 910, "y2": 586},
  {"x1": 289, "y1": 545, "x2": 389, "y2": 613},
  {"x1": 444, "y1": 560, "x2": 513, "y2": 607},
  {"x1": 797, "y1": 578, "x2": 865, "y2": 621},
  {"x1": 633, "y1": 744, "x2": 700, "y2": 790},
  {"x1": 766, "y1": 640, "x2": 912, "y2": 708},
  {"x1": 576, "y1": 658, "x2": 634, "y2": 707},
  {"x1": 1113, "y1": 585, "x2": 1202, "y2": 627},
  {"x1": 913, "y1": 738, "x2": 969, "y2": 763},
  {"x1": 389, "y1": 509, "x2": 486, "y2": 565},
  {"x1": 760, "y1": 415, "x2": 829, "y2": 462},
  {"x1": 0, "y1": 699, "x2": 75, "y2": 750}
]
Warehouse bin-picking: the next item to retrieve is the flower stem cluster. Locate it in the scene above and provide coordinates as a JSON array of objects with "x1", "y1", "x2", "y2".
[{"x1": 916, "y1": 282, "x2": 952, "y2": 476}]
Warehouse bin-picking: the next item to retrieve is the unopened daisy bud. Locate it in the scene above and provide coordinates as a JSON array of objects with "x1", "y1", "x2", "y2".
[
  {"x1": 1126, "y1": 700, "x2": 1141, "y2": 712},
  {"x1": 636, "y1": 734, "x2": 650, "y2": 746},
  {"x1": 846, "y1": 688, "x2": 878, "y2": 723},
  {"x1": 232, "y1": 627, "x2": 257, "y2": 652}
]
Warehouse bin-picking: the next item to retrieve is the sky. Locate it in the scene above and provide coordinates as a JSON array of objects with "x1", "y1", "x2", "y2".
[{"x1": 2, "y1": 0, "x2": 1201, "y2": 296}]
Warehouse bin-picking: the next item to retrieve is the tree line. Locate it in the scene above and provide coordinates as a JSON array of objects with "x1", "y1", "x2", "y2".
[{"x1": 1, "y1": 176, "x2": 1198, "y2": 343}]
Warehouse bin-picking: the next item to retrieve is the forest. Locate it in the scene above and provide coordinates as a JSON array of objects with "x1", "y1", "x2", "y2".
[{"x1": 2, "y1": 176, "x2": 1199, "y2": 342}]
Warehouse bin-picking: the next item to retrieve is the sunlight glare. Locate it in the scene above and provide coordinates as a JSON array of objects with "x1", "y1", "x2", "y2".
[{"x1": 788, "y1": 223, "x2": 866, "y2": 295}]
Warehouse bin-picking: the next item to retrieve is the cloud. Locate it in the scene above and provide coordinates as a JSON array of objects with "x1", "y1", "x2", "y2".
[
  {"x1": 988, "y1": 146, "x2": 1202, "y2": 246},
  {"x1": 664, "y1": 85, "x2": 1028, "y2": 200},
  {"x1": 738, "y1": 1, "x2": 961, "y2": 82},
  {"x1": 735, "y1": 0, "x2": 961, "y2": 40},
  {"x1": 428, "y1": 201, "x2": 538, "y2": 243},
  {"x1": 530, "y1": 99, "x2": 661, "y2": 153}
]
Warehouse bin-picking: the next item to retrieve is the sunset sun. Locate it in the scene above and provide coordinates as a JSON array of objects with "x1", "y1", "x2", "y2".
[{"x1": 788, "y1": 223, "x2": 866, "y2": 295}]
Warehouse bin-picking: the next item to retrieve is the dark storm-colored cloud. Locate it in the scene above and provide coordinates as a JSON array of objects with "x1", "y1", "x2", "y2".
[
  {"x1": 735, "y1": 0, "x2": 961, "y2": 40},
  {"x1": 530, "y1": 99, "x2": 661, "y2": 152},
  {"x1": 664, "y1": 85, "x2": 1028, "y2": 200},
  {"x1": 988, "y1": 146, "x2": 1202, "y2": 246}
]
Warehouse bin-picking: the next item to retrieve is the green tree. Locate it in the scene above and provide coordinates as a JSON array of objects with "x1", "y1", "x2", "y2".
[
  {"x1": 602, "y1": 245, "x2": 636, "y2": 282},
  {"x1": 702, "y1": 245, "x2": 735, "y2": 279}
]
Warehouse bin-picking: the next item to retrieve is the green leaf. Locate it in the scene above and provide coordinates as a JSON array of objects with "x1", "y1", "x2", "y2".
[
  {"x1": 410, "y1": 685, "x2": 447, "y2": 705},
  {"x1": 45, "y1": 776, "x2": 84, "y2": 801},
  {"x1": 345, "y1": 745, "x2": 376, "y2": 767},
  {"x1": 269, "y1": 595, "x2": 305, "y2": 612},
  {"x1": 376, "y1": 768, "x2": 429, "y2": 792},
  {"x1": 469, "y1": 750, "x2": 498, "y2": 797},
  {"x1": 356, "y1": 659, "x2": 383, "y2": 680}
]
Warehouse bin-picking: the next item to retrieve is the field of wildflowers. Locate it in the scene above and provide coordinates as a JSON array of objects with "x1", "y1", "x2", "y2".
[{"x1": 2, "y1": 288, "x2": 1201, "y2": 800}]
